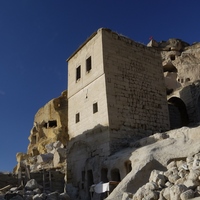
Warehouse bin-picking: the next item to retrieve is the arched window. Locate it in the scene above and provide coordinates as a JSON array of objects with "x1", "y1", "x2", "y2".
[{"x1": 168, "y1": 97, "x2": 189, "y2": 129}]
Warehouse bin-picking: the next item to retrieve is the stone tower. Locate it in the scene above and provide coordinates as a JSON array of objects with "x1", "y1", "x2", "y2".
[{"x1": 66, "y1": 28, "x2": 170, "y2": 199}]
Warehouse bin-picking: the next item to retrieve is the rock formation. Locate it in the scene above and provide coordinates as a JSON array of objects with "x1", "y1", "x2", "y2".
[
  {"x1": 148, "y1": 38, "x2": 200, "y2": 94},
  {"x1": 105, "y1": 126, "x2": 200, "y2": 200},
  {"x1": 27, "y1": 90, "x2": 68, "y2": 156},
  {"x1": 14, "y1": 90, "x2": 68, "y2": 178}
]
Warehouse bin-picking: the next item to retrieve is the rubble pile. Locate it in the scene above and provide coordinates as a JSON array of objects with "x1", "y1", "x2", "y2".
[
  {"x1": 15, "y1": 140, "x2": 66, "y2": 174},
  {"x1": 0, "y1": 179, "x2": 70, "y2": 200},
  {"x1": 131, "y1": 152, "x2": 200, "y2": 200}
]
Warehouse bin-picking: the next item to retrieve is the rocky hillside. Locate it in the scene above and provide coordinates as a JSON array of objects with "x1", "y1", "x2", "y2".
[
  {"x1": 105, "y1": 125, "x2": 200, "y2": 200},
  {"x1": 14, "y1": 91, "x2": 68, "y2": 175}
]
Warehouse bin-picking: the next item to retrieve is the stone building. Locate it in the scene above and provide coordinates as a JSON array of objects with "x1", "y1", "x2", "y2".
[{"x1": 66, "y1": 28, "x2": 170, "y2": 200}]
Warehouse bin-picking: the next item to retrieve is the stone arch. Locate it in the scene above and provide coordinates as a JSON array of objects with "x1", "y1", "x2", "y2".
[{"x1": 168, "y1": 97, "x2": 189, "y2": 129}]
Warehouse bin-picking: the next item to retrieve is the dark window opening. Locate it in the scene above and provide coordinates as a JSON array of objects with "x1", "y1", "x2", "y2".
[
  {"x1": 48, "y1": 120, "x2": 57, "y2": 128},
  {"x1": 43, "y1": 120, "x2": 57, "y2": 128},
  {"x1": 178, "y1": 78, "x2": 184, "y2": 83},
  {"x1": 76, "y1": 66, "x2": 81, "y2": 81},
  {"x1": 86, "y1": 56, "x2": 92, "y2": 72},
  {"x1": 111, "y1": 168, "x2": 121, "y2": 182},
  {"x1": 186, "y1": 78, "x2": 190, "y2": 82},
  {"x1": 87, "y1": 170, "x2": 94, "y2": 199},
  {"x1": 110, "y1": 168, "x2": 121, "y2": 194},
  {"x1": 170, "y1": 55, "x2": 175, "y2": 60},
  {"x1": 168, "y1": 97, "x2": 189, "y2": 129},
  {"x1": 81, "y1": 171, "x2": 85, "y2": 189},
  {"x1": 125, "y1": 160, "x2": 132, "y2": 174},
  {"x1": 76, "y1": 113, "x2": 80, "y2": 123},
  {"x1": 93, "y1": 102, "x2": 98, "y2": 113},
  {"x1": 163, "y1": 64, "x2": 177, "y2": 73},
  {"x1": 43, "y1": 123, "x2": 48, "y2": 128},
  {"x1": 101, "y1": 168, "x2": 108, "y2": 182}
]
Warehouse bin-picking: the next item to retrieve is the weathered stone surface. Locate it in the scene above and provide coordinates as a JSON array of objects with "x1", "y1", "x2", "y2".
[
  {"x1": 28, "y1": 91, "x2": 68, "y2": 156},
  {"x1": 180, "y1": 189, "x2": 195, "y2": 200},
  {"x1": 162, "y1": 187, "x2": 171, "y2": 200},
  {"x1": 25, "y1": 179, "x2": 38, "y2": 190},
  {"x1": 53, "y1": 141, "x2": 64, "y2": 149},
  {"x1": 45, "y1": 143, "x2": 54, "y2": 153},
  {"x1": 106, "y1": 126, "x2": 200, "y2": 200},
  {"x1": 32, "y1": 194, "x2": 42, "y2": 200},
  {"x1": 59, "y1": 193, "x2": 70, "y2": 200},
  {"x1": 149, "y1": 170, "x2": 166, "y2": 188},
  {"x1": 46, "y1": 191, "x2": 59, "y2": 200},
  {"x1": 14, "y1": 91, "x2": 68, "y2": 175},
  {"x1": 37, "y1": 153, "x2": 53, "y2": 164},
  {"x1": 33, "y1": 188, "x2": 41, "y2": 195},
  {"x1": 169, "y1": 184, "x2": 187, "y2": 200},
  {"x1": 53, "y1": 151, "x2": 60, "y2": 168}
]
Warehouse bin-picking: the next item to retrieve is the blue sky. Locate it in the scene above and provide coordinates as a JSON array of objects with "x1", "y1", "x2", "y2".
[{"x1": 0, "y1": 0, "x2": 199, "y2": 172}]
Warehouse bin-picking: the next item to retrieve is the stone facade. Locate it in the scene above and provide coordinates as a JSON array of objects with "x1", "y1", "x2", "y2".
[{"x1": 66, "y1": 28, "x2": 170, "y2": 200}]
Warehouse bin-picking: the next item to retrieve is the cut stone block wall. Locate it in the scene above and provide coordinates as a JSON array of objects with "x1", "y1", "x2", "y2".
[
  {"x1": 101, "y1": 29, "x2": 170, "y2": 152},
  {"x1": 102, "y1": 30, "x2": 169, "y2": 132}
]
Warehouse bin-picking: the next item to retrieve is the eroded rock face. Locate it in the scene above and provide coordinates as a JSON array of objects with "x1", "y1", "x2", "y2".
[
  {"x1": 148, "y1": 38, "x2": 200, "y2": 129},
  {"x1": 14, "y1": 91, "x2": 68, "y2": 174},
  {"x1": 28, "y1": 90, "x2": 68, "y2": 156},
  {"x1": 148, "y1": 38, "x2": 200, "y2": 92}
]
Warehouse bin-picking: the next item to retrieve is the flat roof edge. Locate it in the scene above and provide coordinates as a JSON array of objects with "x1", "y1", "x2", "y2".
[
  {"x1": 66, "y1": 28, "x2": 113, "y2": 62},
  {"x1": 67, "y1": 31, "x2": 97, "y2": 62}
]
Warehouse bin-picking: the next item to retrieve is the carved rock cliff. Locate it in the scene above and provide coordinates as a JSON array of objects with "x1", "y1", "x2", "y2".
[{"x1": 14, "y1": 90, "x2": 68, "y2": 174}]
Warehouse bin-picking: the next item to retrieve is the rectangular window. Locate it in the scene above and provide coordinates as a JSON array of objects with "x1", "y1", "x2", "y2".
[
  {"x1": 86, "y1": 56, "x2": 92, "y2": 72},
  {"x1": 76, "y1": 66, "x2": 81, "y2": 81},
  {"x1": 93, "y1": 102, "x2": 98, "y2": 113},
  {"x1": 75, "y1": 113, "x2": 80, "y2": 123}
]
